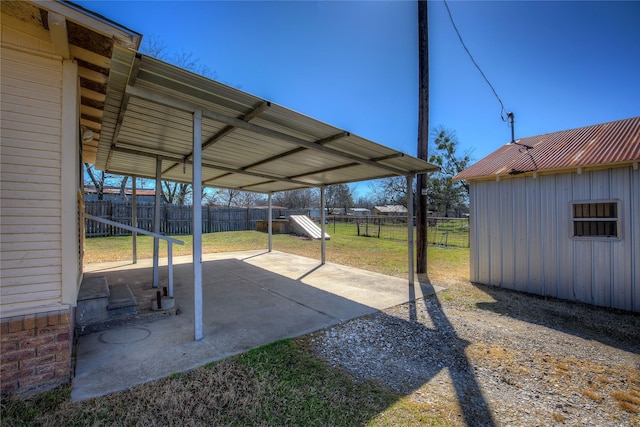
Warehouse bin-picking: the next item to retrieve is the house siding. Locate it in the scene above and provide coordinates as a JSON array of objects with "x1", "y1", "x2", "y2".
[
  {"x1": 1, "y1": 12, "x2": 78, "y2": 395},
  {"x1": 469, "y1": 167, "x2": 640, "y2": 312},
  {"x1": 1, "y1": 16, "x2": 65, "y2": 319}
]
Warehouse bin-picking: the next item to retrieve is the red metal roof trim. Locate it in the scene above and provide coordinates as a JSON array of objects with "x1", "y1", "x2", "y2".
[{"x1": 455, "y1": 117, "x2": 640, "y2": 181}]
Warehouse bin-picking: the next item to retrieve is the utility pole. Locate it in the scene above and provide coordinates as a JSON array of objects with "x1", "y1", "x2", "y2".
[{"x1": 416, "y1": 0, "x2": 429, "y2": 276}]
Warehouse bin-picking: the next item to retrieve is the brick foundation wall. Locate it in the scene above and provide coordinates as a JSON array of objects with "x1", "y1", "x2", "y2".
[{"x1": 1, "y1": 308, "x2": 74, "y2": 395}]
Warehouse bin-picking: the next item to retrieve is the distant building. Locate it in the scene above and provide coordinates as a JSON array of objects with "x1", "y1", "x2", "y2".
[
  {"x1": 372, "y1": 205, "x2": 408, "y2": 216},
  {"x1": 348, "y1": 208, "x2": 371, "y2": 216},
  {"x1": 84, "y1": 186, "x2": 156, "y2": 203}
]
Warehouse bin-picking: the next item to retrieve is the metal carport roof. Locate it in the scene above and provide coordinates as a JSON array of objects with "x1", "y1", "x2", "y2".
[
  {"x1": 96, "y1": 46, "x2": 438, "y2": 191},
  {"x1": 94, "y1": 45, "x2": 437, "y2": 341}
]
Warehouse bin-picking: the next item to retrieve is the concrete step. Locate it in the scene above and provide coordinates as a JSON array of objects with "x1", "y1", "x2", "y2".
[
  {"x1": 107, "y1": 283, "x2": 137, "y2": 318},
  {"x1": 76, "y1": 276, "x2": 138, "y2": 335}
]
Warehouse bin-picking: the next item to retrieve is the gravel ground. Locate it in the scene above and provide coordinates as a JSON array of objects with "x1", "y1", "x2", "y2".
[{"x1": 307, "y1": 279, "x2": 640, "y2": 426}]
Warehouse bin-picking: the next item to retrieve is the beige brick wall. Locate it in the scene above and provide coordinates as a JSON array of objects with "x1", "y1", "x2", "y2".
[{"x1": 1, "y1": 308, "x2": 73, "y2": 394}]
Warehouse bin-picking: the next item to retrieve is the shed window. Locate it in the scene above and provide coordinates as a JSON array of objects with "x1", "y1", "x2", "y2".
[{"x1": 572, "y1": 201, "x2": 619, "y2": 238}]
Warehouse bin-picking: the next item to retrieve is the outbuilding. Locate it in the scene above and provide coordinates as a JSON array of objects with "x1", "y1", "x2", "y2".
[{"x1": 455, "y1": 117, "x2": 640, "y2": 312}]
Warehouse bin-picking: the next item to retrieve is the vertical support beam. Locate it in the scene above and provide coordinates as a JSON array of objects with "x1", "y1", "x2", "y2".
[
  {"x1": 168, "y1": 244, "x2": 174, "y2": 298},
  {"x1": 60, "y1": 59, "x2": 79, "y2": 306},
  {"x1": 193, "y1": 109, "x2": 203, "y2": 341},
  {"x1": 320, "y1": 186, "x2": 326, "y2": 265},
  {"x1": 132, "y1": 175, "x2": 137, "y2": 264},
  {"x1": 407, "y1": 175, "x2": 415, "y2": 286},
  {"x1": 268, "y1": 193, "x2": 273, "y2": 252},
  {"x1": 153, "y1": 158, "x2": 162, "y2": 288}
]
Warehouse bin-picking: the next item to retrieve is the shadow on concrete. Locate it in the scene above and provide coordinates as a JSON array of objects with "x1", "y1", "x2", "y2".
[
  {"x1": 73, "y1": 251, "x2": 434, "y2": 401},
  {"x1": 470, "y1": 282, "x2": 640, "y2": 355}
]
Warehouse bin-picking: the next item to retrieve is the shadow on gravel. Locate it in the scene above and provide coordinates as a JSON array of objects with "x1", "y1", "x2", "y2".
[
  {"x1": 318, "y1": 281, "x2": 496, "y2": 426},
  {"x1": 471, "y1": 282, "x2": 640, "y2": 354},
  {"x1": 417, "y1": 280, "x2": 495, "y2": 426}
]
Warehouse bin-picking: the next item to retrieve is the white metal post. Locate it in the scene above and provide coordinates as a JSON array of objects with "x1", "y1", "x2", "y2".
[
  {"x1": 132, "y1": 175, "x2": 137, "y2": 264},
  {"x1": 268, "y1": 193, "x2": 273, "y2": 252},
  {"x1": 407, "y1": 175, "x2": 415, "y2": 286},
  {"x1": 193, "y1": 109, "x2": 203, "y2": 341},
  {"x1": 320, "y1": 186, "x2": 326, "y2": 265},
  {"x1": 153, "y1": 159, "x2": 162, "y2": 288}
]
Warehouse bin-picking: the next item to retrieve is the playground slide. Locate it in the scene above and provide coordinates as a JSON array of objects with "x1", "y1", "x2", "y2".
[{"x1": 289, "y1": 215, "x2": 330, "y2": 240}]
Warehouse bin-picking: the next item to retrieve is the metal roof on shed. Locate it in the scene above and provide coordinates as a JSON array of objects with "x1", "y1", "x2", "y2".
[
  {"x1": 96, "y1": 47, "x2": 437, "y2": 193},
  {"x1": 455, "y1": 117, "x2": 640, "y2": 181}
]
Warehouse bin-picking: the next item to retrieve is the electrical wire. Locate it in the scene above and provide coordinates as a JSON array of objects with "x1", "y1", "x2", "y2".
[{"x1": 442, "y1": 0, "x2": 508, "y2": 122}]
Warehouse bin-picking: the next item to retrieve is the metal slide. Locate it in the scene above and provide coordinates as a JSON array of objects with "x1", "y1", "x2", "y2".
[{"x1": 289, "y1": 215, "x2": 331, "y2": 240}]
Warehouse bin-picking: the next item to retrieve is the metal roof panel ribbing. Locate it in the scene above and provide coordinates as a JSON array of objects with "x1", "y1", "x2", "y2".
[
  {"x1": 455, "y1": 117, "x2": 640, "y2": 181},
  {"x1": 96, "y1": 49, "x2": 437, "y2": 192}
]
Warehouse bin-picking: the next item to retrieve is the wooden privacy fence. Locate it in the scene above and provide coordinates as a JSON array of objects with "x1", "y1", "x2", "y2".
[{"x1": 85, "y1": 201, "x2": 305, "y2": 237}]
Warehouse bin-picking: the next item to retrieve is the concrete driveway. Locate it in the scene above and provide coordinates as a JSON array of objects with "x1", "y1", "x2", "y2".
[{"x1": 72, "y1": 250, "x2": 438, "y2": 401}]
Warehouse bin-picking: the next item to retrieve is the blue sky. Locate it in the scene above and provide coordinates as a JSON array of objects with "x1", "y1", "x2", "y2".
[{"x1": 79, "y1": 0, "x2": 639, "y2": 172}]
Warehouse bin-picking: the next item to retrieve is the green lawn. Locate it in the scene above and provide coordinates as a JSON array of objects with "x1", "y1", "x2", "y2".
[{"x1": 84, "y1": 230, "x2": 470, "y2": 282}]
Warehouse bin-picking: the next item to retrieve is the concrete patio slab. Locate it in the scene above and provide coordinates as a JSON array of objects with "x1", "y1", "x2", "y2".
[{"x1": 72, "y1": 250, "x2": 439, "y2": 401}]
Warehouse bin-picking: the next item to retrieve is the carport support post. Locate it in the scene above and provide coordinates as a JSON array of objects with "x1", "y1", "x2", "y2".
[
  {"x1": 153, "y1": 159, "x2": 162, "y2": 288},
  {"x1": 268, "y1": 193, "x2": 273, "y2": 252},
  {"x1": 193, "y1": 109, "x2": 204, "y2": 341},
  {"x1": 132, "y1": 175, "x2": 137, "y2": 264},
  {"x1": 320, "y1": 186, "x2": 326, "y2": 265},
  {"x1": 407, "y1": 175, "x2": 415, "y2": 286}
]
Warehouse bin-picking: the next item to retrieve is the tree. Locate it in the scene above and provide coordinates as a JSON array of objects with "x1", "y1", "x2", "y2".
[
  {"x1": 324, "y1": 184, "x2": 354, "y2": 214},
  {"x1": 84, "y1": 163, "x2": 128, "y2": 201},
  {"x1": 217, "y1": 189, "x2": 266, "y2": 207},
  {"x1": 272, "y1": 189, "x2": 318, "y2": 210},
  {"x1": 368, "y1": 177, "x2": 410, "y2": 207},
  {"x1": 428, "y1": 127, "x2": 472, "y2": 216},
  {"x1": 161, "y1": 182, "x2": 191, "y2": 205}
]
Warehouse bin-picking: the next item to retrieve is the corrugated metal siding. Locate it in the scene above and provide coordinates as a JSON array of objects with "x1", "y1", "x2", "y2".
[
  {"x1": 469, "y1": 167, "x2": 640, "y2": 312},
  {"x1": 457, "y1": 117, "x2": 640, "y2": 181},
  {"x1": 0, "y1": 47, "x2": 63, "y2": 315}
]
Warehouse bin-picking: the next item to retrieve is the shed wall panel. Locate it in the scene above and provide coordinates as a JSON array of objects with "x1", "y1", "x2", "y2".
[
  {"x1": 0, "y1": 47, "x2": 63, "y2": 316},
  {"x1": 540, "y1": 175, "x2": 558, "y2": 296},
  {"x1": 475, "y1": 182, "x2": 491, "y2": 284},
  {"x1": 469, "y1": 166, "x2": 638, "y2": 312},
  {"x1": 610, "y1": 168, "x2": 640, "y2": 311},
  {"x1": 469, "y1": 186, "x2": 479, "y2": 282},
  {"x1": 488, "y1": 180, "x2": 502, "y2": 286},
  {"x1": 499, "y1": 180, "x2": 515, "y2": 288},
  {"x1": 526, "y1": 178, "x2": 543, "y2": 295},
  {"x1": 513, "y1": 180, "x2": 529, "y2": 291},
  {"x1": 555, "y1": 173, "x2": 574, "y2": 301},
  {"x1": 630, "y1": 167, "x2": 640, "y2": 312}
]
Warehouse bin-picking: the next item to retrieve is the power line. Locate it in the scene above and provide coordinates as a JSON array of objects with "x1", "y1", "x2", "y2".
[{"x1": 442, "y1": 0, "x2": 508, "y2": 122}]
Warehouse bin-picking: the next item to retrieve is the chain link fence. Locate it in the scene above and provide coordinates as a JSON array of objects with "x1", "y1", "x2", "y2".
[{"x1": 313, "y1": 215, "x2": 469, "y2": 248}]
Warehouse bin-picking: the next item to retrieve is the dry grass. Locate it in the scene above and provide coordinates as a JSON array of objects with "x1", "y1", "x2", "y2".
[
  {"x1": 1, "y1": 340, "x2": 400, "y2": 426},
  {"x1": 582, "y1": 389, "x2": 604, "y2": 401},
  {"x1": 552, "y1": 412, "x2": 567, "y2": 422}
]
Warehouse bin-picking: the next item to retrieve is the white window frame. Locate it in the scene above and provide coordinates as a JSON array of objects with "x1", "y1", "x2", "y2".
[{"x1": 570, "y1": 200, "x2": 621, "y2": 240}]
